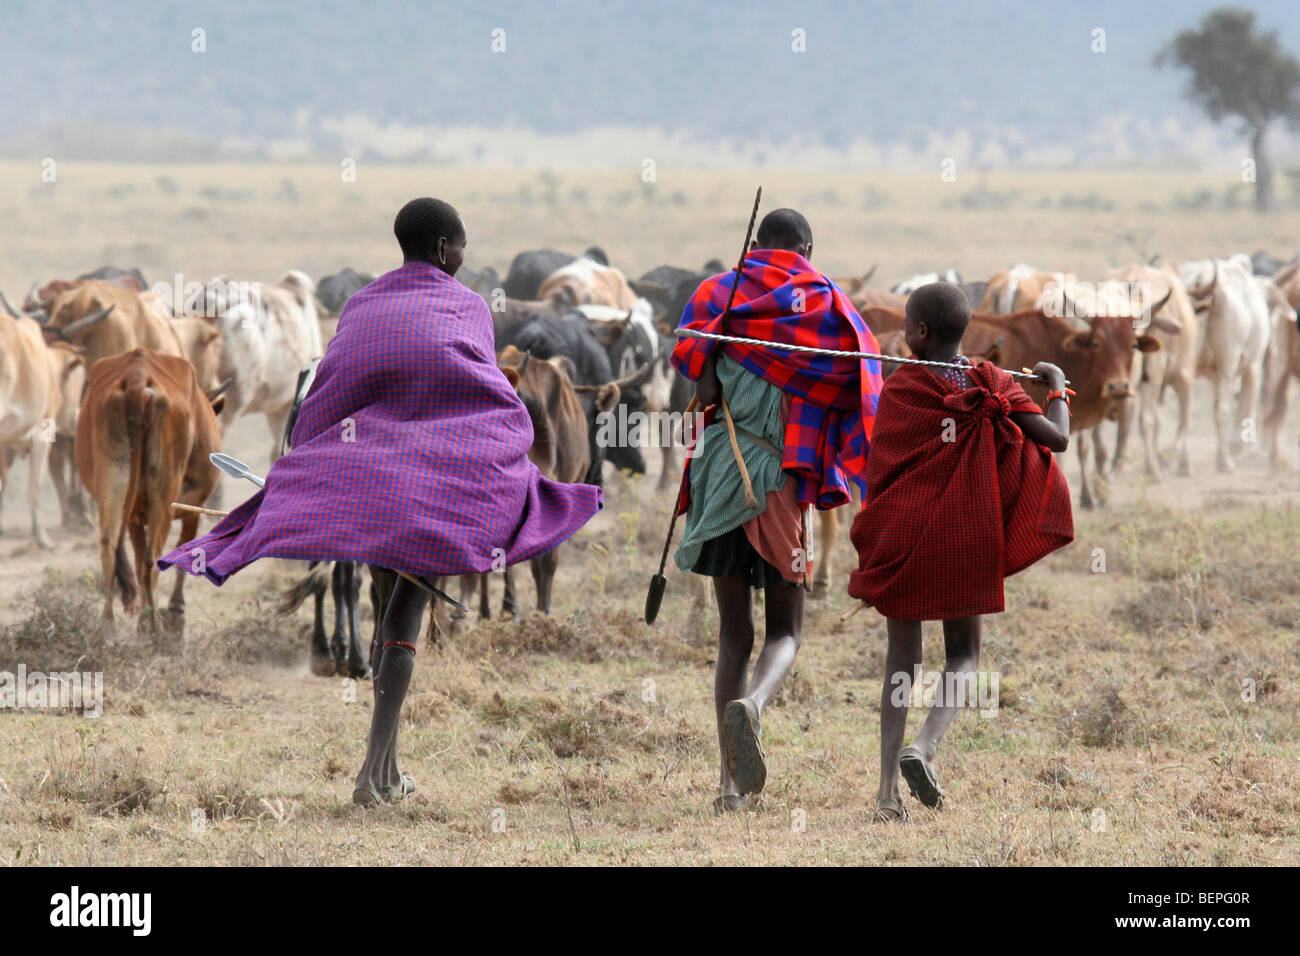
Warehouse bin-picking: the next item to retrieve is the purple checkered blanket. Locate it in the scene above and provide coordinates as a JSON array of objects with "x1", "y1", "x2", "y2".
[{"x1": 157, "y1": 260, "x2": 603, "y2": 584}]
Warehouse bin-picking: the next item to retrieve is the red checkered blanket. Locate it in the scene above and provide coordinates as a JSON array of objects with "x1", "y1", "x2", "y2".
[{"x1": 671, "y1": 249, "x2": 883, "y2": 510}]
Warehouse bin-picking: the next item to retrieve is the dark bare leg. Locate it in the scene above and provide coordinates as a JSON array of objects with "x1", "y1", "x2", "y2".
[
  {"x1": 910, "y1": 616, "x2": 981, "y2": 764},
  {"x1": 353, "y1": 575, "x2": 427, "y2": 804},
  {"x1": 879, "y1": 619, "x2": 922, "y2": 807},
  {"x1": 746, "y1": 581, "x2": 803, "y2": 710},
  {"x1": 712, "y1": 575, "x2": 753, "y2": 797}
]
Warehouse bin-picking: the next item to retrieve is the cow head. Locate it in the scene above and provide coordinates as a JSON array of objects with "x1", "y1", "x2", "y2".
[
  {"x1": 1061, "y1": 316, "x2": 1162, "y2": 401},
  {"x1": 42, "y1": 301, "x2": 116, "y2": 343}
]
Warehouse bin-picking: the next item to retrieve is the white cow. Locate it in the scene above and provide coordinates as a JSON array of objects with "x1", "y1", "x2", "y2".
[
  {"x1": 538, "y1": 257, "x2": 637, "y2": 310},
  {"x1": 0, "y1": 307, "x2": 60, "y2": 547},
  {"x1": 1105, "y1": 265, "x2": 1198, "y2": 480},
  {"x1": 208, "y1": 271, "x2": 323, "y2": 463},
  {"x1": 891, "y1": 269, "x2": 961, "y2": 295},
  {"x1": 1179, "y1": 256, "x2": 1271, "y2": 473}
]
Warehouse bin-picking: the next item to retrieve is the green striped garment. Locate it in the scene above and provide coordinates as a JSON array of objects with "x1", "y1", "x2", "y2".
[{"x1": 674, "y1": 353, "x2": 787, "y2": 573}]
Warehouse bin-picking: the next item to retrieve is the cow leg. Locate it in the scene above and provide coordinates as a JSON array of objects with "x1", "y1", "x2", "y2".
[
  {"x1": 47, "y1": 440, "x2": 71, "y2": 527},
  {"x1": 128, "y1": 520, "x2": 156, "y2": 635},
  {"x1": 478, "y1": 573, "x2": 492, "y2": 620},
  {"x1": 166, "y1": 510, "x2": 201, "y2": 634},
  {"x1": 1111, "y1": 397, "x2": 1137, "y2": 477},
  {"x1": 308, "y1": 564, "x2": 334, "y2": 676},
  {"x1": 1137, "y1": 386, "x2": 1164, "y2": 481},
  {"x1": 1211, "y1": 376, "x2": 1234, "y2": 474},
  {"x1": 423, "y1": 574, "x2": 449, "y2": 646},
  {"x1": 1092, "y1": 423, "x2": 1110, "y2": 477},
  {"x1": 344, "y1": 563, "x2": 371, "y2": 679},
  {"x1": 330, "y1": 562, "x2": 349, "y2": 672},
  {"x1": 26, "y1": 436, "x2": 53, "y2": 550},
  {"x1": 1170, "y1": 374, "x2": 1190, "y2": 478},
  {"x1": 658, "y1": 444, "x2": 678, "y2": 492},
  {"x1": 0, "y1": 447, "x2": 9, "y2": 535},
  {"x1": 1264, "y1": 369, "x2": 1288, "y2": 466},
  {"x1": 1076, "y1": 431, "x2": 1095, "y2": 510},
  {"x1": 502, "y1": 565, "x2": 519, "y2": 619},
  {"x1": 812, "y1": 508, "x2": 838, "y2": 597},
  {"x1": 530, "y1": 548, "x2": 558, "y2": 614},
  {"x1": 1237, "y1": 360, "x2": 1264, "y2": 458},
  {"x1": 266, "y1": 408, "x2": 290, "y2": 465},
  {"x1": 64, "y1": 435, "x2": 91, "y2": 528}
]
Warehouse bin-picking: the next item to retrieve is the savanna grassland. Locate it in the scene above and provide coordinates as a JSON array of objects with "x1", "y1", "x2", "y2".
[{"x1": 0, "y1": 163, "x2": 1298, "y2": 865}]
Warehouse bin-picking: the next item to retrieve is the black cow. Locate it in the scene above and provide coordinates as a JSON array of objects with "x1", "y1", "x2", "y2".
[
  {"x1": 316, "y1": 268, "x2": 376, "y2": 315},
  {"x1": 277, "y1": 362, "x2": 372, "y2": 678},
  {"x1": 499, "y1": 311, "x2": 648, "y2": 482},
  {"x1": 1251, "y1": 250, "x2": 1296, "y2": 276},
  {"x1": 77, "y1": 265, "x2": 147, "y2": 289},
  {"x1": 459, "y1": 265, "x2": 501, "y2": 301},
  {"x1": 501, "y1": 247, "x2": 610, "y2": 300}
]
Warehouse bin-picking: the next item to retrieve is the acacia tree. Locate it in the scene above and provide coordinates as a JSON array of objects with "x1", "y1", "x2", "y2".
[{"x1": 1156, "y1": 7, "x2": 1300, "y2": 212}]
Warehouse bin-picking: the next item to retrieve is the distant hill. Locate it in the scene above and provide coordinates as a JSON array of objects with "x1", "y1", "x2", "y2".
[{"x1": 3, "y1": 0, "x2": 1298, "y2": 167}]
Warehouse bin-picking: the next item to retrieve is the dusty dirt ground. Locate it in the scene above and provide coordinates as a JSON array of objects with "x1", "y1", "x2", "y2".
[{"x1": 1, "y1": 165, "x2": 1298, "y2": 865}]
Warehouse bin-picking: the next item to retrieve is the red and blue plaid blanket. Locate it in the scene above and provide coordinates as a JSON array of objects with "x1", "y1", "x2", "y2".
[
  {"x1": 157, "y1": 260, "x2": 602, "y2": 584},
  {"x1": 672, "y1": 249, "x2": 883, "y2": 509}
]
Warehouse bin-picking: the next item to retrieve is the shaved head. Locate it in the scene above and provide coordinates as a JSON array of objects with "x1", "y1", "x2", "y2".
[
  {"x1": 906, "y1": 282, "x2": 970, "y2": 345},
  {"x1": 755, "y1": 208, "x2": 813, "y2": 254}
]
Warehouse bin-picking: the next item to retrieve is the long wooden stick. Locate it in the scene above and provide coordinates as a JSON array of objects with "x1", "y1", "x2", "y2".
[
  {"x1": 719, "y1": 394, "x2": 759, "y2": 510},
  {"x1": 172, "y1": 502, "x2": 228, "y2": 517},
  {"x1": 714, "y1": 187, "x2": 763, "y2": 511}
]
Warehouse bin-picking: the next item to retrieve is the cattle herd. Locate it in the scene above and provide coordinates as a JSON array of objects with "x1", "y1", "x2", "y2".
[{"x1": 1, "y1": 245, "x2": 1298, "y2": 659}]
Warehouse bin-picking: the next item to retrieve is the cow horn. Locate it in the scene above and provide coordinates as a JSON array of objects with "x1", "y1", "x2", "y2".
[
  {"x1": 60, "y1": 303, "x2": 115, "y2": 337},
  {"x1": 1148, "y1": 286, "x2": 1172, "y2": 316},
  {"x1": 862, "y1": 264, "x2": 877, "y2": 285},
  {"x1": 1147, "y1": 253, "x2": 1160, "y2": 266},
  {"x1": 0, "y1": 291, "x2": 17, "y2": 318},
  {"x1": 612, "y1": 359, "x2": 653, "y2": 391},
  {"x1": 206, "y1": 376, "x2": 234, "y2": 403}
]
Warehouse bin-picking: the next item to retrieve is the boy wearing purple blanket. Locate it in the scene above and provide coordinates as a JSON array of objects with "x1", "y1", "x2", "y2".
[{"x1": 158, "y1": 198, "x2": 603, "y2": 804}]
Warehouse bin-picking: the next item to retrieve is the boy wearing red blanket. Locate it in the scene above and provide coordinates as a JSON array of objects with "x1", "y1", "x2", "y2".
[{"x1": 847, "y1": 283, "x2": 1074, "y2": 821}]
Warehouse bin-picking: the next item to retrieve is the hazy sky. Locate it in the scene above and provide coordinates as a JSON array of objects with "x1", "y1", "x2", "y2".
[{"x1": 4, "y1": 0, "x2": 1298, "y2": 166}]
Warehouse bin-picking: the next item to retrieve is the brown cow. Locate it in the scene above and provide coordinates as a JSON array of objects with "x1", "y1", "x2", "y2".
[
  {"x1": 964, "y1": 309, "x2": 1162, "y2": 509},
  {"x1": 76, "y1": 348, "x2": 224, "y2": 633},
  {"x1": 21, "y1": 271, "x2": 146, "y2": 318},
  {"x1": 45, "y1": 281, "x2": 184, "y2": 368},
  {"x1": 858, "y1": 302, "x2": 1162, "y2": 508},
  {"x1": 444, "y1": 345, "x2": 597, "y2": 628},
  {"x1": 1261, "y1": 260, "x2": 1300, "y2": 465}
]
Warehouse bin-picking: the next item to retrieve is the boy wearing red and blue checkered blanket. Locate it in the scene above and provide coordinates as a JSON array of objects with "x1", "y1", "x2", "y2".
[
  {"x1": 672, "y1": 208, "x2": 884, "y2": 811},
  {"x1": 847, "y1": 282, "x2": 1074, "y2": 821}
]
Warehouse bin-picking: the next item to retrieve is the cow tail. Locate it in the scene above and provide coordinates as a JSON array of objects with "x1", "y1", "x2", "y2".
[
  {"x1": 113, "y1": 377, "x2": 153, "y2": 606},
  {"x1": 278, "y1": 562, "x2": 329, "y2": 615},
  {"x1": 112, "y1": 539, "x2": 134, "y2": 603}
]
